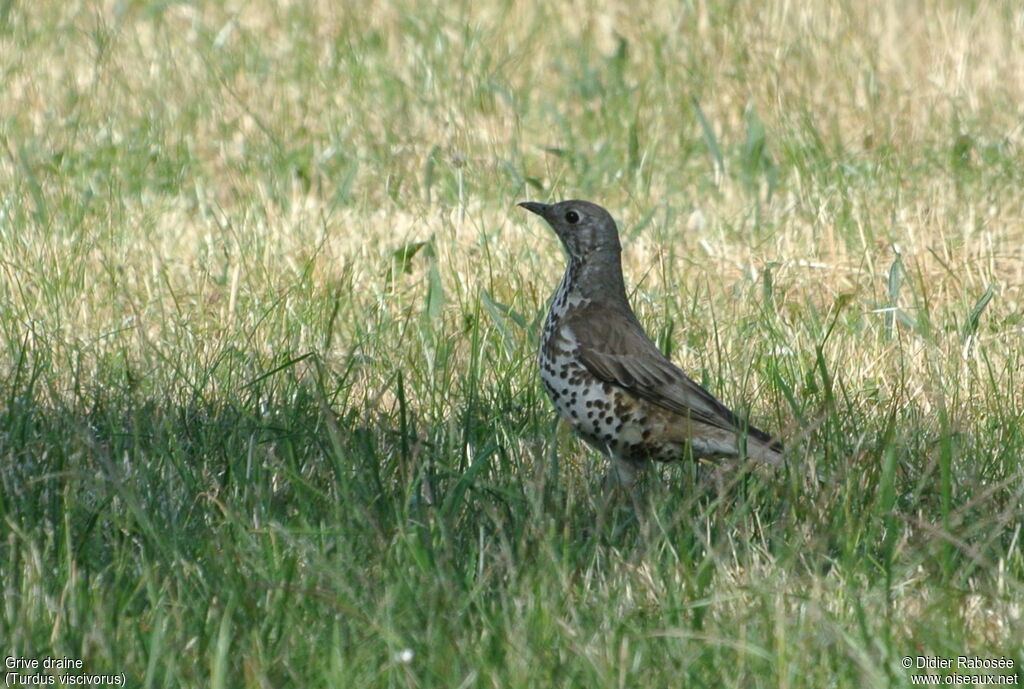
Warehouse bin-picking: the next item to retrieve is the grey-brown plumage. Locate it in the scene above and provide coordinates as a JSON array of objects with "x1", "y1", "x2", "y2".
[{"x1": 519, "y1": 199, "x2": 783, "y2": 486}]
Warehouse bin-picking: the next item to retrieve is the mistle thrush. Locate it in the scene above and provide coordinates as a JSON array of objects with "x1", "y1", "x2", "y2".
[{"x1": 519, "y1": 199, "x2": 783, "y2": 486}]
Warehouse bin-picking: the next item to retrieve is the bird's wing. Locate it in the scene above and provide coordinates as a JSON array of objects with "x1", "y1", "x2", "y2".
[{"x1": 566, "y1": 306, "x2": 776, "y2": 444}]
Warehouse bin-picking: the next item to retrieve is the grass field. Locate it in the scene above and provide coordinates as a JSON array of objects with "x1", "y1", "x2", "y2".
[{"x1": 2, "y1": 1, "x2": 1023, "y2": 686}]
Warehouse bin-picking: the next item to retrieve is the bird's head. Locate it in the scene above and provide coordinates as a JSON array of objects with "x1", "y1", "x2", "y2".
[{"x1": 518, "y1": 200, "x2": 621, "y2": 261}]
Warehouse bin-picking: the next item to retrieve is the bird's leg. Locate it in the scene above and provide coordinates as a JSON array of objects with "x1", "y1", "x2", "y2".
[
  {"x1": 599, "y1": 456, "x2": 645, "y2": 518},
  {"x1": 611, "y1": 456, "x2": 639, "y2": 488}
]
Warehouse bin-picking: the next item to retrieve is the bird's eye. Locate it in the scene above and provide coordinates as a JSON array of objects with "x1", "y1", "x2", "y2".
[{"x1": 565, "y1": 210, "x2": 580, "y2": 224}]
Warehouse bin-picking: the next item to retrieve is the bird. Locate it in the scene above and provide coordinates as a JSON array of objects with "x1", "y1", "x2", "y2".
[{"x1": 519, "y1": 199, "x2": 783, "y2": 488}]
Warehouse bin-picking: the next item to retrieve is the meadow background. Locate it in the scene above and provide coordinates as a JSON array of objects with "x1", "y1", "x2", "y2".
[{"x1": 2, "y1": 1, "x2": 1023, "y2": 686}]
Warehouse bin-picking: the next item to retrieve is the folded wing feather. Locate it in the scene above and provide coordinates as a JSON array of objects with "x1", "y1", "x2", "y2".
[{"x1": 566, "y1": 306, "x2": 778, "y2": 447}]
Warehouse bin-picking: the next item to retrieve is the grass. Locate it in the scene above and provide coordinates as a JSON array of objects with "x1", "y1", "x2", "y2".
[{"x1": 2, "y1": 0, "x2": 1023, "y2": 686}]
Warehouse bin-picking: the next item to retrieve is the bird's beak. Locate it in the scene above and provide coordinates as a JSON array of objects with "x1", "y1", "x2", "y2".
[{"x1": 518, "y1": 201, "x2": 550, "y2": 217}]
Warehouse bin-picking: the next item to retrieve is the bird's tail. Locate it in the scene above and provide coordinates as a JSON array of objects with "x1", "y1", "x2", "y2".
[{"x1": 746, "y1": 434, "x2": 784, "y2": 467}]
